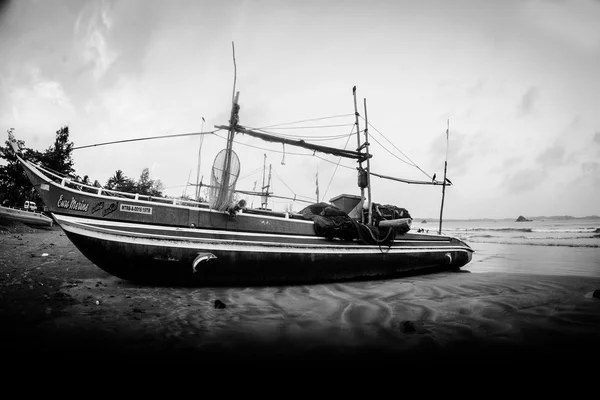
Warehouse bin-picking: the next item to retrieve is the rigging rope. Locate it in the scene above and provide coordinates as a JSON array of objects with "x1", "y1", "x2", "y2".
[
  {"x1": 259, "y1": 123, "x2": 355, "y2": 130},
  {"x1": 213, "y1": 132, "x2": 357, "y2": 171},
  {"x1": 362, "y1": 117, "x2": 433, "y2": 180},
  {"x1": 248, "y1": 128, "x2": 354, "y2": 141},
  {"x1": 323, "y1": 124, "x2": 355, "y2": 200},
  {"x1": 270, "y1": 168, "x2": 313, "y2": 202},
  {"x1": 72, "y1": 130, "x2": 222, "y2": 150},
  {"x1": 256, "y1": 113, "x2": 354, "y2": 129}
]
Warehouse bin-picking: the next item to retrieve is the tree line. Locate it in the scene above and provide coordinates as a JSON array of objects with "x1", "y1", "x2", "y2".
[{"x1": 0, "y1": 126, "x2": 163, "y2": 209}]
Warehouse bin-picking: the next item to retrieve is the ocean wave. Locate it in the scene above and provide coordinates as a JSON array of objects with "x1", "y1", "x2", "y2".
[
  {"x1": 445, "y1": 227, "x2": 599, "y2": 233},
  {"x1": 463, "y1": 238, "x2": 600, "y2": 248},
  {"x1": 446, "y1": 227, "x2": 533, "y2": 232},
  {"x1": 505, "y1": 235, "x2": 600, "y2": 240}
]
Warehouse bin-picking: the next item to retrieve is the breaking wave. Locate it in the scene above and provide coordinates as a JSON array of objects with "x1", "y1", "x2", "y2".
[
  {"x1": 446, "y1": 227, "x2": 600, "y2": 233},
  {"x1": 460, "y1": 237, "x2": 600, "y2": 248}
]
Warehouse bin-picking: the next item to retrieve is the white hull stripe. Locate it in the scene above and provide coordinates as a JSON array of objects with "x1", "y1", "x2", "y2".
[
  {"x1": 58, "y1": 215, "x2": 473, "y2": 255},
  {"x1": 55, "y1": 213, "x2": 322, "y2": 240},
  {"x1": 54, "y1": 213, "x2": 457, "y2": 246}
]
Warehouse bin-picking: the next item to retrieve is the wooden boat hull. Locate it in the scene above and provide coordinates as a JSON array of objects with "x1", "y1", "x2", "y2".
[
  {"x1": 17, "y1": 156, "x2": 474, "y2": 285},
  {"x1": 56, "y1": 213, "x2": 472, "y2": 285},
  {"x1": 0, "y1": 205, "x2": 53, "y2": 227}
]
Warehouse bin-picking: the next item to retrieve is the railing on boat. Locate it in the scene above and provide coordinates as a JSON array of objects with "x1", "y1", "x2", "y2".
[{"x1": 32, "y1": 161, "x2": 308, "y2": 220}]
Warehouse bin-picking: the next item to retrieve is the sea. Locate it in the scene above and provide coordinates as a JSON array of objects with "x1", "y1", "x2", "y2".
[
  {"x1": 423, "y1": 217, "x2": 600, "y2": 248},
  {"x1": 411, "y1": 217, "x2": 600, "y2": 278}
]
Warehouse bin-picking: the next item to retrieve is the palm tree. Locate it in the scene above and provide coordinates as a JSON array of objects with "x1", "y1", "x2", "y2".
[{"x1": 106, "y1": 170, "x2": 127, "y2": 190}]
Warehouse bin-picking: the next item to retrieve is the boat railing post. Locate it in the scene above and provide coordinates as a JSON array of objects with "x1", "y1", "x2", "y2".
[{"x1": 61, "y1": 178, "x2": 66, "y2": 186}]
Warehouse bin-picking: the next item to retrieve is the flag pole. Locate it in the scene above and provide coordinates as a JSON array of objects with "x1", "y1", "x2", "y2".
[{"x1": 438, "y1": 119, "x2": 449, "y2": 234}]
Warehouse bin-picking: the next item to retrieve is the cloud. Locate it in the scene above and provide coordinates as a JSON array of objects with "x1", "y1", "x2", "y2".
[
  {"x1": 581, "y1": 161, "x2": 599, "y2": 174},
  {"x1": 74, "y1": 1, "x2": 117, "y2": 79},
  {"x1": 521, "y1": 0, "x2": 600, "y2": 53},
  {"x1": 516, "y1": 86, "x2": 539, "y2": 117},
  {"x1": 535, "y1": 144, "x2": 566, "y2": 167},
  {"x1": 503, "y1": 168, "x2": 546, "y2": 193},
  {"x1": 0, "y1": 64, "x2": 75, "y2": 145},
  {"x1": 594, "y1": 131, "x2": 600, "y2": 144}
]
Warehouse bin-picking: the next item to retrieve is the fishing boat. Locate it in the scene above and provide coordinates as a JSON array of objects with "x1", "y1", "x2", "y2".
[
  {"x1": 7, "y1": 76, "x2": 473, "y2": 285},
  {"x1": 0, "y1": 203, "x2": 53, "y2": 227}
]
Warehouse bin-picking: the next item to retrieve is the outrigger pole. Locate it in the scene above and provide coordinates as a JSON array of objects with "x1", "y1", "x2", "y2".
[{"x1": 438, "y1": 119, "x2": 450, "y2": 234}]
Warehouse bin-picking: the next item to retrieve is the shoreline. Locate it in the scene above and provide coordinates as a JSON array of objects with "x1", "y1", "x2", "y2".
[{"x1": 2, "y1": 221, "x2": 600, "y2": 368}]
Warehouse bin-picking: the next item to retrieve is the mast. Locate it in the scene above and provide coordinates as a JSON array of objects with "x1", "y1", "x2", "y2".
[
  {"x1": 438, "y1": 119, "x2": 450, "y2": 234},
  {"x1": 214, "y1": 42, "x2": 239, "y2": 210},
  {"x1": 353, "y1": 86, "x2": 366, "y2": 224},
  {"x1": 216, "y1": 91, "x2": 239, "y2": 209},
  {"x1": 194, "y1": 117, "x2": 205, "y2": 201},
  {"x1": 261, "y1": 155, "x2": 272, "y2": 209},
  {"x1": 261, "y1": 153, "x2": 267, "y2": 200},
  {"x1": 363, "y1": 97, "x2": 373, "y2": 225}
]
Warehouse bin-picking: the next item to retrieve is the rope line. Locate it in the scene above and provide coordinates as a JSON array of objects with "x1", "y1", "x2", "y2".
[
  {"x1": 256, "y1": 113, "x2": 354, "y2": 129},
  {"x1": 323, "y1": 124, "x2": 355, "y2": 199},
  {"x1": 362, "y1": 117, "x2": 433, "y2": 180},
  {"x1": 72, "y1": 130, "x2": 222, "y2": 150}
]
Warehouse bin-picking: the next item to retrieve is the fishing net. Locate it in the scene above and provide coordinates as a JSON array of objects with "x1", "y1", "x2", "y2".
[{"x1": 209, "y1": 149, "x2": 241, "y2": 210}]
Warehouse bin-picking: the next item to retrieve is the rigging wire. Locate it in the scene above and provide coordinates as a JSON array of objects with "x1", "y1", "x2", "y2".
[
  {"x1": 71, "y1": 130, "x2": 222, "y2": 151},
  {"x1": 237, "y1": 166, "x2": 264, "y2": 182},
  {"x1": 256, "y1": 113, "x2": 354, "y2": 129},
  {"x1": 270, "y1": 168, "x2": 314, "y2": 202},
  {"x1": 213, "y1": 131, "x2": 357, "y2": 171},
  {"x1": 247, "y1": 128, "x2": 354, "y2": 141},
  {"x1": 259, "y1": 124, "x2": 355, "y2": 130},
  {"x1": 361, "y1": 117, "x2": 433, "y2": 180},
  {"x1": 322, "y1": 124, "x2": 355, "y2": 200}
]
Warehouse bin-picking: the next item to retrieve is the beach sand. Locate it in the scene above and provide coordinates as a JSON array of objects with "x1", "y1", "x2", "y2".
[{"x1": 1, "y1": 221, "x2": 600, "y2": 371}]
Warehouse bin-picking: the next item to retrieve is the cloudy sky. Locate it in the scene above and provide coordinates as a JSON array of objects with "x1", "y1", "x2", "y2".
[{"x1": 1, "y1": 0, "x2": 599, "y2": 219}]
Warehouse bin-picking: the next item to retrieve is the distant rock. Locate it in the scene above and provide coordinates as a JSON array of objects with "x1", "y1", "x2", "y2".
[
  {"x1": 421, "y1": 220, "x2": 427, "y2": 224},
  {"x1": 593, "y1": 290, "x2": 600, "y2": 300},
  {"x1": 515, "y1": 215, "x2": 532, "y2": 222}
]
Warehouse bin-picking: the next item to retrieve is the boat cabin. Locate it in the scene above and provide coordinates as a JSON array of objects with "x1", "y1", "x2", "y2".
[{"x1": 329, "y1": 194, "x2": 363, "y2": 219}]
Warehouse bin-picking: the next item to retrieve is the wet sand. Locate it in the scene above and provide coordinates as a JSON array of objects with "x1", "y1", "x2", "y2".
[{"x1": 1, "y1": 220, "x2": 600, "y2": 371}]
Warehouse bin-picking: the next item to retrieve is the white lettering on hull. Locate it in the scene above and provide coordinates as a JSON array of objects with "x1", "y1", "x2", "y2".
[
  {"x1": 57, "y1": 194, "x2": 89, "y2": 212},
  {"x1": 120, "y1": 204, "x2": 153, "y2": 215}
]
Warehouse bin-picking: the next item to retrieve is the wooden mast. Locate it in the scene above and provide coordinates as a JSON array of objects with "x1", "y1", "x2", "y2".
[
  {"x1": 353, "y1": 86, "x2": 366, "y2": 224},
  {"x1": 215, "y1": 42, "x2": 239, "y2": 210},
  {"x1": 194, "y1": 117, "x2": 205, "y2": 201},
  {"x1": 363, "y1": 97, "x2": 373, "y2": 225},
  {"x1": 438, "y1": 119, "x2": 449, "y2": 234}
]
